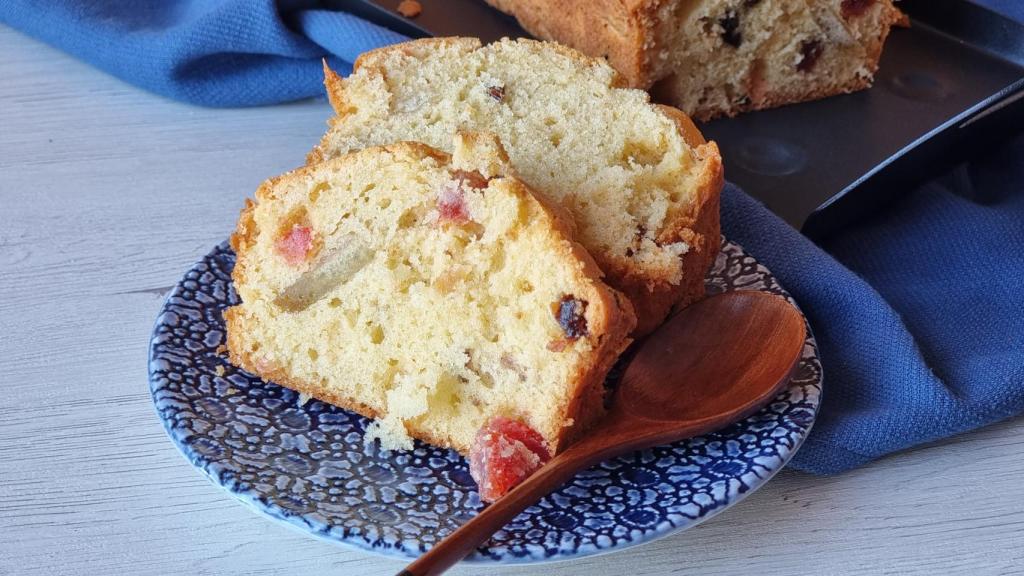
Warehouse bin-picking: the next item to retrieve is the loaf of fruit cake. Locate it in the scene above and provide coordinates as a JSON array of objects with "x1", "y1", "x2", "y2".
[
  {"x1": 225, "y1": 133, "x2": 636, "y2": 498},
  {"x1": 484, "y1": 0, "x2": 903, "y2": 120},
  {"x1": 308, "y1": 37, "x2": 723, "y2": 336}
]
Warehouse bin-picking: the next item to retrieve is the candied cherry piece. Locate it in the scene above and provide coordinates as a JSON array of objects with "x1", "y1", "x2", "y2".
[
  {"x1": 469, "y1": 416, "x2": 551, "y2": 503},
  {"x1": 436, "y1": 180, "x2": 471, "y2": 225},
  {"x1": 275, "y1": 224, "x2": 314, "y2": 266}
]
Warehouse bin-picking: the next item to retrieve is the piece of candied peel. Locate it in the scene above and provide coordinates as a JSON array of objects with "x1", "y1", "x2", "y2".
[
  {"x1": 469, "y1": 416, "x2": 551, "y2": 503},
  {"x1": 274, "y1": 237, "x2": 373, "y2": 311}
]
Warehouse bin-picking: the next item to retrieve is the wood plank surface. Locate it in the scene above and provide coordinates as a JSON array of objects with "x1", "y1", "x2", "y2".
[{"x1": 1, "y1": 23, "x2": 1022, "y2": 576}]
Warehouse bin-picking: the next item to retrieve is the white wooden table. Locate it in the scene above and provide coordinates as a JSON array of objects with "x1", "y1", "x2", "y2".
[{"x1": 2, "y1": 23, "x2": 1023, "y2": 576}]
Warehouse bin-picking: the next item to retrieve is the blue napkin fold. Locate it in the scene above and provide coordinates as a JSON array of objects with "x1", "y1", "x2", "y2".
[
  {"x1": 0, "y1": 1, "x2": 406, "y2": 106},
  {"x1": 4, "y1": 0, "x2": 1021, "y2": 474}
]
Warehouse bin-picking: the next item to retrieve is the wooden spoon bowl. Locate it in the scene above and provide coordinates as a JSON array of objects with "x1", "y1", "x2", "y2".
[{"x1": 401, "y1": 291, "x2": 807, "y2": 576}]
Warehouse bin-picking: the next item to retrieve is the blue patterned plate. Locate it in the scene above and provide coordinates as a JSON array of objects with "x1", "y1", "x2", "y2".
[{"x1": 149, "y1": 238, "x2": 821, "y2": 563}]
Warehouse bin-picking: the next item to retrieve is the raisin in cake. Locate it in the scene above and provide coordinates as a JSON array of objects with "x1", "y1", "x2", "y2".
[
  {"x1": 225, "y1": 133, "x2": 636, "y2": 462},
  {"x1": 309, "y1": 37, "x2": 723, "y2": 336},
  {"x1": 485, "y1": 0, "x2": 902, "y2": 120}
]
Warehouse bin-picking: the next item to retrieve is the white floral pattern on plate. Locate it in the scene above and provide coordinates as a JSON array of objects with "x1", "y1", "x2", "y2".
[{"x1": 148, "y1": 238, "x2": 821, "y2": 563}]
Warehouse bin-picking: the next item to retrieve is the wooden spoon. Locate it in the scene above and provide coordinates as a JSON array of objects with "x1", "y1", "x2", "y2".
[{"x1": 399, "y1": 291, "x2": 807, "y2": 576}]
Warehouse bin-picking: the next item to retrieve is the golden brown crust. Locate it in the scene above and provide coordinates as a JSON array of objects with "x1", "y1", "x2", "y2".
[
  {"x1": 485, "y1": 0, "x2": 657, "y2": 88},
  {"x1": 556, "y1": 288, "x2": 635, "y2": 450},
  {"x1": 486, "y1": 0, "x2": 901, "y2": 120},
  {"x1": 606, "y1": 105, "x2": 722, "y2": 336},
  {"x1": 356, "y1": 37, "x2": 481, "y2": 72},
  {"x1": 861, "y1": 2, "x2": 903, "y2": 68},
  {"x1": 500, "y1": 177, "x2": 638, "y2": 454}
]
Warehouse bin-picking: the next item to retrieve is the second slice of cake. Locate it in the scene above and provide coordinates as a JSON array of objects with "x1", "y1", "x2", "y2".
[{"x1": 225, "y1": 133, "x2": 636, "y2": 465}]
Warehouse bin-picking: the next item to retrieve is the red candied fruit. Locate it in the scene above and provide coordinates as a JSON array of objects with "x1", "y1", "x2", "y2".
[
  {"x1": 469, "y1": 416, "x2": 551, "y2": 503},
  {"x1": 436, "y1": 180, "x2": 471, "y2": 225},
  {"x1": 275, "y1": 224, "x2": 314, "y2": 266}
]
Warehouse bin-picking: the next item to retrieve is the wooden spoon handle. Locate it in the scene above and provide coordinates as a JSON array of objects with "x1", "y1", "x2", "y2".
[{"x1": 398, "y1": 434, "x2": 619, "y2": 576}]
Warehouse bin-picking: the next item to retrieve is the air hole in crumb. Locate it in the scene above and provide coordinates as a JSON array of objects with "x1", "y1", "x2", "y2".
[
  {"x1": 549, "y1": 132, "x2": 563, "y2": 148},
  {"x1": 328, "y1": 298, "x2": 342, "y2": 308},
  {"x1": 617, "y1": 140, "x2": 664, "y2": 167},
  {"x1": 543, "y1": 117, "x2": 557, "y2": 127},
  {"x1": 307, "y1": 349, "x2": 319, "y2": 361},
  {"x1": 370, "y1": 324, "x2": 385, "y2": 344},
  {"x1": 797, "y1": 40, "x2": 823, "y2": 73},
  {"x1": 517, "y1": 279, "x2": 534, "y2": 293},
  {"x1": 719, "y1": 10, "x2": 742, "y2": 47},
  {"x1": 378, "y1": 197, "x2": 392, "y2": 209}
]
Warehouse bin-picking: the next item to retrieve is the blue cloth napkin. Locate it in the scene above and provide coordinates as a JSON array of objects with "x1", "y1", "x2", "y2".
[
  {"x1": 0, "y1": 1, "x2": 406, "y2": 106},
  {"x1": 4, "y1": 0, "x2": 1021, "y2": 474}
]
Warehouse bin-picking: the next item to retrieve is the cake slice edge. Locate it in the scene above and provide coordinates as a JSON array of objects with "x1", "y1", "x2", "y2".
[{"x1": 226, "y1": 134, "x2": 637, "y2": 456}]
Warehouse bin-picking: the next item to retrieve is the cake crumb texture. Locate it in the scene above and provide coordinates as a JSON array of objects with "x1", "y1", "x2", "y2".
[
  {"x1": 485, "y1": 0, "x2": 902, "y2": 120},
  {"x1": 310, "y1": 37, "x2": 723, "y2": 335},
  {"x1": 226, "y1": 135, "x2": 636, "y2": 455}
]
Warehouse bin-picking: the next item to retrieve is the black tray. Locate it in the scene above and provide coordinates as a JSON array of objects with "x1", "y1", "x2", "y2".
[{"x1": 330, "y1": 0, "x2": 1024, "y2": 240}]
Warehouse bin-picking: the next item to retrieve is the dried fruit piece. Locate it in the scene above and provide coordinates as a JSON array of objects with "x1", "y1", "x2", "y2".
[
  {"x1": 275, "y1": 224, "x2": 314, "y2": 266},
  {"x1": 546, "y1": 338, "x2": 570, "y2": 352},
  {"x1": 469, "y1": 416, "x2": 551, "y2": 502},
  {"x1": 500, "y1": 353, "x2": 527, "y2": 381},
  {"x1": 451, "y1": 169, "x2": 489, "y2": 190},
  {"x1": 554, "y1": 295, "x2": 589, "y2": 340},
  {"x1": 487, "y1": 85, "x2": 506, "y2": 102},
  {"x1": 274, "y1": 238, "x2": 373, "y2": 311},
  {"x1": 719, "y1": 11, "x2": 742, "y2": 47},
  {"x1": 841, "y1": 0, "x2": 875, "y2": 19},
  {"x1": 797, "y1": 40, "x2": 823, "y2": 73},
  {"x1": 436, "y1": 180, "x2": 471, "y2": 225},
  {"x1": 396, "y1": 0, "x2": 421, "y2": 18},
  {"x1": 626, "y1": 224, "x2": 646, "y2": 258}
]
